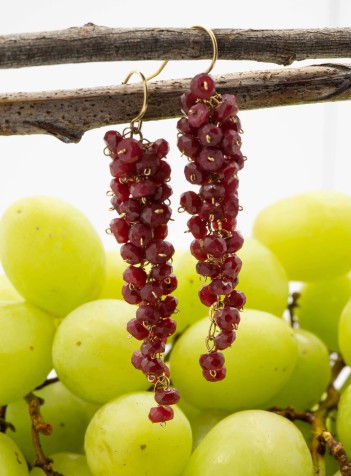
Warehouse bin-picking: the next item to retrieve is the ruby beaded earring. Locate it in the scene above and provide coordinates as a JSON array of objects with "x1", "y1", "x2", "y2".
[
  {"x1": 177, "y1": 26, "x2": 246, "y2": 382},
  {"x1": 104, "y1": 68, "x2": 180, "y2": 423}
]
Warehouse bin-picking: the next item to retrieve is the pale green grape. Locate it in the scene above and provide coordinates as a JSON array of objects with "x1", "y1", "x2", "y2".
[
  {"x1": 6, "y1": 381, "x2": 98, "y2": 463},
  {"x1": 253, "y1": 191, "x2": 351, "y2": 281},
  {"x1": 0, "y1": 196, "x2": 105, "y2": 317},
  {"x1": 30, "y1": 453, "x2": 92, "y2": 475},
  {"x1": 52, "y1": 299, "x2": 150, "y2": 404},
  {"x1": 338, "y1": 297, "x2": 351, "y2": 365},
  {"x1": 169, "y1": 309, "x2": 298, "y2": 411},
  {"x1": 296, "y1": 274, "x2": 351, "y2": 351},
  {"x1": 336, "y1": 382, "x2": 351, "y2": 455},
  {"x1": 0, "y1": 433, "x2": 29, "y2": 475},
  {"x1": 85, "y1": 392, "x2": 192, "y2": 476},
  {"x1": 98, "y1": 249, "x2": 124, "y2": 300},
  {"x1": 0, "y1": 274, "x2": 23, "y2": 302},
  {"x1": 183, "y1": 409, "x2": 314, "y2": 476},
  {"x1": 237, "y1": 237, "x2": 289, "y2": 316},
  {"x1": 176, "y1": 397, "x2": 201, "y2": 421},
  {"x1": 264, "y1": 328, "x2": 331, "y2": 410},
  {"x1": 189, "y1": 410, "x2": 229, "y2": 449},
  {"x1": 0, "y1": 301, "x2": 55, "y2": 405}
]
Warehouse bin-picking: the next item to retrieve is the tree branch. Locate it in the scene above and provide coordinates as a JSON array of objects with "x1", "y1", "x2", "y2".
[
  {"x1": 1, "y1": 26, "x2": 351, "y2": 69},
  {"x1": 1, "y1": 62, "x2": 351, "y2": 143}
]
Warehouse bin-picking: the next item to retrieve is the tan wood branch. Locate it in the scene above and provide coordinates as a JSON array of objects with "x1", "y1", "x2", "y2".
[
  {"x1": 1, "y1": 63, "x2": 351, "y2": 143},
  {"x1": 1, "y1": 26, "x2": 351, "y2": 69}
]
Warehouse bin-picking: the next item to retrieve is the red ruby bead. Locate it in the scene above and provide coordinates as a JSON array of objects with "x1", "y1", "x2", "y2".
[
  {"x1": 136, "y1": 303, "x2": 161, "y2": 325},
  {"x1": 135, "y1": 152, "x2": 160, "y2": 177},
  {"x1": 222, "y1": 130, "x2": 242, "y2": 156},
  {"x1": 203, "y1": 235, "x2": 227, "y2": 258},
  {"x1": 152, "y1": 183, "x2": 173, "y2": 203},
  {"x1": 213, "y1": 217, "x2": 237, "y2": 233},
  {"x1": 148, "y1": 405, "x2": 174, "y2": 423},
  {"x1": 190, "y1": 73, "x2": 216, "y2": 100},
  {"x1": 141, "y1": 338, "x2": 166, "y2": 357},
  {"x1": 141, "y1": 204, "x2": 172, "y2": 228},
  {"x1": 152, "y1": 318, "x2": 177, "y2": 338},
  {"x1": 209, "y1": 279, "x2": 233, "y2": 296},
  {"x1": 110, "y1": 179, "x2": 130, "y2": 203},
  {"x1": 116, "y1": 138, "x2": 143, "y2": 163},
  {"x1": 224, "y1": 194, "x2": 239, "y2": 218},
  {"x1": 214, "y1": 307, "x2": 241, "y2": 331},
  {"x1": 177, "y1": 134, "x2": 201, "y2": 159},
  {"x1": 199, "y1": 183, "x2": 225, "y2": 201},
  {"x1": 130, "y1": 180, "x2": 157, "y2": 199},
  {"x1": 162, "y1": 274, "x2": 178, "y2": 295},
  {"x1": 128, "y1": 223, "x2": 153, "y2": 248},
  {"x1": 199, "y1": 202, "x2": 225, "y2": 222},
  {"x1": 226, "y1": 231, "x2": 244, "y2": 253},
  {"x1": 118, "y1": 198, "x2": 141, "y2": 223},
  {"x1": 198, "y1": 284, "x2": 217, "y2": 307},
  {"x1": 151, "y1": 138, "x2": 169, "y2": 159},
  {"x1": 140, "y1": 281, "x2": 163, "y2": 304},
  {"x1": 225, "y1": 178, "x2": 239, "y2": 196},
  {"x1": 196, "y1": 261, "x2": 220, "y2": 278},
  {"x1": 109, "y1": 217, "x2": 129, "y2": 244},
  {"x1": 177, "y1": 117, "x2": 196, "y2": 135},
  {"x1": 122, "y1": 284, "x2": 142, "y2": 305},
  {"x1": 153, "y1": 160, "x2": 172, "y2": 185},
  {"x1": 154, "y1": 224, "x2": 168, "y2": 240},
  {"x1": 120, "y1": 243, "x2": 144, "y2": 265},
  {"x1": 127, "y1": 318, "x2": 149, "y2": 339},
  {"x1": 141, "y1": 357, "x2": 165, "y2": 376},
  {"x1": 123, "y1": 265, "x2": 147, "y2": 288},
  {"x1": 190, "y1": 239, "x2": 207, "y2": 261},
  {"x1": 155, "y1": 388, "x2": 180, "y2": 406},
  {"x1": 188, "y1": 103, "x2": 210, "y2": 128},
  {"x1": 180, "y1": 91, "x2": 197, "y2": 114},
  {"x1": 199, "y1": 352, "x2": 225, "y2": 370},
  {"x1": 198, "y1": 124, "x2": 223, "y2": 147},
  {"x1": 131, "y1": 350, "x2": 144, "y2": 370},
  {"x1": 150, "y1": 263, "x2": 173, "y2": 281},
  {"x1": 221, "y1": 255, "x2": 242, "y2": 280},
  {"x1": 109, "y1": 160, "x2": 135, "y2": 179},
  {"x1": 158, "y1": 296, "x2": 178, "y2": 317},
  {"x1": 184, "y1": 162, "x2": 206, "y2": 185},
  {"x1": 145, "y1": 239, "x2": 175, "y2": 265},
  {"x1": 104, "y1": 130, "x2": 123, "y2": 152},
  {"x1": 187, "y1": 216, "x2": 208, "y2": 239},
  {"x1": 224, "y1": 290, "x2": 246, "y2": 309},
  {"x1": 180, "y1": 191, "x2": 202, "y2": 215},
  {"x1": 222, "y1": 116, "x2": 242, "y2": 133},
  {"x1": 202, "y1": 367, "x2": 226, "y2": 382},
  {"x1": 214, "y1": 331, "x2": 236, "y2": 350},
  {"x1": 197, "y1": 148, "x2": 224, "y2": 172},
  {"x1": 214, "y1": 94, "x2": 239, "y2": 123}
]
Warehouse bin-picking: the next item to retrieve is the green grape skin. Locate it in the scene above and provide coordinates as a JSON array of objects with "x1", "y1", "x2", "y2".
[
  {"x1": 52, "y1": 299, "x2": 150, "y2": 405},
  {"x1": 183, "y1": 409, "x2": 314, "y2": 476},
  {"x1": 263, "y1": 328, "x2": 331, "y2": 411},
  {"x1": 336, "y1": 382, "x2": 351, "y2": 456},
  {"x1": 338, "y1": 296, "x2": 351, "y2": 365},
  {"x1": 169, "y1": 309, "x2": 299, "y2": 411},
  {"x1": 237, "y1": 237, "x2": 289, "y2": 317},
  {"x1": 296, "y1": 274, "x2": 351, "y2": 352},
  {"x1": 30, "y1": 453, "x2": 92, "y2": 475},
  {"x1": 0, "y1": 301, "x2": 55, "y2": 405},
  {"x1": 6, "y1": 381, "x2": 98, "y2": 463},
  {"x1": 97, "y1": 249, "x2": 124, "y2": 300},
  {"x1": 0, "y1": 274, "x2": 23, "y2": 302},
  {"x1": 188, "y1": 410, "x2": 229, "y2": 449},
  {"x1": 253, "y1": 191, "x2": 351, "y2": 282},
  {"x1": 0, "y1": 433, "x2": 29, "y2": 475},
  {"x1": 0, "y1": 196, "x2": 106, "y2": 317},
  {"x1": 84, "y1": 392, "x2": 192, "y2": 476}
]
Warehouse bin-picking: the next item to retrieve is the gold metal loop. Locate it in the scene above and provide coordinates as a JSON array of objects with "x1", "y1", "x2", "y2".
[
  {"x1": 122, "y1": 70, "x2": 148, "y2": 134},
  {"x1": 191, "y1": 25, "x2": 218, "y2": 74},
  {"x1": 146, "y1": 60, "x2": 169, "y2": 81}
]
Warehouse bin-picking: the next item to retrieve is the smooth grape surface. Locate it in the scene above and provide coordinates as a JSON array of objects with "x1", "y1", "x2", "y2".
[
  {"x1": 264, "y1": 328, "x2": 331, "y2": 410},
  {"x1": 52, "y1": 299, "x2": 150, "y2": 404},
  {"x1": 296, "y1": 274, "x2": 351, "y2": 352},
  {"x1": 188, "y1": 410, "x2": 229, "y2": 449},
  {"x1": 183, "y1": 410, "x2": 314, "y2": 476},
  {"x1": 338, "y1": 296, "x2": 351, "y2": 365},
  {"x1": 170, "y1": 309, "x2": 298, "y2": 411},
  {"x1": 0, "y1": 301, "x2": 55, "y2": 405},
  {"x1": 0, "y1": 432, "x2": 29, "y2": 475},
  {"x1": 98, "y1": 249, "x2": 124, "y2": 300},
  {"x1": 0, "y1": 196, "x2": 106, "y2": 316},
  {"x1": 30, "y1": 453, "x2": 92, "y2": 475},
  {"x1": 336, "y1": 382, "x2": 351, "y2": 456},
  {"x1": 253, "y1": 191, "x2": 351, "y2": 281},
  {"x1": 85, "y1": 392, "x2": 192, "y2": 476},
  {"x1": 0, "y1": 274, "x2": 23, "y2": 302}
]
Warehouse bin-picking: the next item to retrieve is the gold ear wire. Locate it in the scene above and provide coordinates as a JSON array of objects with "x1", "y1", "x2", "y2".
[{"x1": 191, "y1": 25, "x2": 218, "y2": 74}]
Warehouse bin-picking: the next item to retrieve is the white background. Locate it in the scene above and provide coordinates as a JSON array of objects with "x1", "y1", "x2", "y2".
[{"x1": 0, "y1": 0, "x2": 350, "y2": 254}]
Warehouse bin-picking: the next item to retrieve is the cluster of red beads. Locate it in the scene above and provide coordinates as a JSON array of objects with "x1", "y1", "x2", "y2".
[
  {"x1": 177, "y1": 73, "x2": 246, "y2": 382},
  {"x1": 104, "y1": 130, "x2": 180, "y2": 423}
]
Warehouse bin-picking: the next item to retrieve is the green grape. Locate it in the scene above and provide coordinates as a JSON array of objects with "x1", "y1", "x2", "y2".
[
  {"x1": 0, "y1": 433, "x2": 29, "y2": 475},
  {"x1": 264, "y1": 328, "x2": 331, "y2": 411},
  {"x1": 169, "y1": 309, "x2": 298, "y2": 411},
  {"x1": 253, "y1": 191, "x2": 351, "y2": 282},
  {"x1": 0, "y1": 301, "x2": 55, "y2": 405},
  {"x1": 30, "y1": 453, "x2": 92, "y2": 475},
  {"x1": 52, "y1": 299, "x2": 150, "y2": 404},
  {"x1": 338, "y1": 297, "x2": 351, "y2": 365},
  {"x1": 98, "y1": 249, "x2": 124, "y2": 300},
  {"x1": 0, "y1": 274, "x2": 23, "y2": 302},
  {"x1": 336, "y1": 382, "x2": 351, "y2": 455},
  {"x1": 176, "y1": 397, "x2": 202, "y2": 421},
  {"x1": 189, "y1": 410, "x2": 229, "y2": 449},
  {"x1": 0, "y1": 196, "x2": 106, "y2": 317},
  {"x1": 237, "y1": 237, "x2": 289, "y2": 317},
  {"x1": 85, "y1": 392, "x2": 192, "y2": 476},
  {"x1": 183, "y1": 409, "x2": 314, "y2": 476},
  {"x1": 6, "y1": 381, "x2": 98, "y2": 463},
  {"x1": 296, "y1": 274, "x2": 351, "y2": 352}
]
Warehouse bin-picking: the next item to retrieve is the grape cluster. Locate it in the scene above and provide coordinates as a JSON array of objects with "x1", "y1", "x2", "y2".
[
  {"x1": 104, "y1": 131, "x2": 180, "y2": 423},
  {"x1": 177, "y1": 73, "x2": 246, "y2": 382}
]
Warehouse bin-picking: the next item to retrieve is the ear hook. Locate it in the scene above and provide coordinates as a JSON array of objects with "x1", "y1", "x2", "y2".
[{"x1": 191, "y1": 25, "x2": 218, "y2": 74}]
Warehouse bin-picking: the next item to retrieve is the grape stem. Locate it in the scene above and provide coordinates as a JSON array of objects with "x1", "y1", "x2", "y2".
[
  {"x1": 24, "y1": 392, "x2": 63, "y2": 476},
  {"x1": 0, "y1": 405, "x2": 15, "y2": 433},
  {"x1": 287, "y1": 291, "x2": 300, "y2": 328},
  {"x1": 34, "y1": 376, "x2": 59, "y2": 391}
]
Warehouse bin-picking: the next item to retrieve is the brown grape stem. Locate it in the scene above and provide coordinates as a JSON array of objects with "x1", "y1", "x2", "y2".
[
  {"x1": 287, "y1": 291, "x2": 300, "y2": 328},
  {"x1": 34, "y1": 376, "x2": 59, "y2": 391},
  {"x1": 0, "y1": 405, "x2": 15, "y2": 433},
  {"x1": 24, "y1": 393, "x2": 63, "y2": 476}
]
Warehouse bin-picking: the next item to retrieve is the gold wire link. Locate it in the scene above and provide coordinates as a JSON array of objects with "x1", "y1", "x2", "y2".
[
  {"x1": 191, "y1": 25, "x2": 218, "y2": 74},
  {"x1": 122, "y1": 70, "x2": 148, "y2": 135}
]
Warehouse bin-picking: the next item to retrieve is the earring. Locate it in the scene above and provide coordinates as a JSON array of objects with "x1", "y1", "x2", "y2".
[
  {"x1": 104, "y1": 66, "x2": 180, "y2": 423},
  {"x1": 177, "y1": 26, "x2": 246, "y2": 382}
]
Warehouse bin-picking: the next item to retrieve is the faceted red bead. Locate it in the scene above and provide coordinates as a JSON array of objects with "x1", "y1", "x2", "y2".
[
  {"x1": 152, "y1": 183, "x2": 173, "y2": 203},
  {"x1": 122, "y1": 284, "x2": 142, "y2": 305},
  {"x1": 203, "y1": 235, "x2": 227, "y2": 258},
  {"x1": 135, "y1": 151, "x2": 160, "y2": 177},
  {"x1": 214, "y1": 94, "x2": 239, "y2": 123},
  {"x1": 136, "y1": 303, "x2": 161, "y2": 325},
  {"x1": 158, "y1": 296, "x2": 178, "y2": 317},
  {"x1": 131, "y1": 349, "x2": 144, "y2": 370},
  {"x1": 162, "y1": 274, "x2": 178, "y2": 295},
  {"x1": 141, "y1": 204, "x2": 172, "y2": 228},
  {"x1": 190, "y1": 239, "x2": 207, "y2": 261},
  {"x1": 177, "y1": 117, "x2": 196, "y2": 135},
  {"x1": 184, "y1": 162, "x2": 206, "y2": 185},
  {"x1": 223, "y1": 194, "x2": 239, "y2": 218},
  {"x1": 213, "y1": 217, "x2": 237, "y2": 233},
  {"x1": 109, "y1": 217, "x2": 129, "y2": 244},
  {"x1": 222, "y1": 116, "x2": 242, "y2": 133},
  {"x1": 196, "y1": 261, "x2": 220, "y2": 278},
  {"x1": 104, "y1": 130, "x2": 123, "y2": 152},
  {"x1": 141, "y1": 357, "x2": 165, "y2": 376},
  {"x1": 198, "y1": 284, "x2": 217, "y2": 307},
  {"x1": 155, "y1": 388, "x2": 180, "y2": 406},
  {"x1": 151, "y1": 138, "x2": 169, "y2": 159},
  {"x1": 110, "y1": 179, "x2": 130, "y2": 203},
  {"x1": 202, "y1": 367, "x2": 226, "y2": 382},
  {"x1": 130, "y1": 180, "x2": 157, "y2": 199},
  {"x1": 141, "y1": 338, "x2": 166, "y2": 357},
  {"x1": 225, "y1": 177, "x2": 239, "y2": 196},
  {"x1": 221, "y1": 255, "x2": 242, "y2": 280},
  {"x1": 140, "y1": 281, "x2": 163, "y2": 304},
  {"x1": 214, "y1": 330, "x2": 236, "y2": 350},
  {"x1": 180, "y1": 91, "x2": 197, "y2": 114},
  {"x1": 150, "y1": 263, "x2": 173, "y2": 281},
  {"x1": 226, "y1": 231, "x2": 244, "y2": 253},
  {"x1": 187, "y1": 216, "x2": 208, "y2": 239},
  {"x1": 190, "y1": 73, "x2": 216, "y2": 100},
  {"x1": 221, "y1": 130, "x2": 242, "y2": 156},
  {"x1": 153, "y1": 160, "x2": 172, "y2": 185},
  {"x1": 128, "y1": 223, "x2": 153, "y2": 248},
  {"x1": 198, "y1": 124, "x2": 223, "y2": 147},
  {"x1": 233, "y1": 151, "x2": 245, "y2": 170},
  {"x1": 120, "y1": 243, "x2": 144, "y2": 264},
  {"x1": 109, "y1": 160, "x2": 135, "y2": 179},
  {"x1": 123, "y1": 265, "x2": 147, "y2": 288},
  {"x1": 180, "y1": 191, "x2": 202, "y2": 215},
  {"x1": 220, "y1": 162, "x2": 240, "y2": 183},
  {"x1": 116, "y1": 138, "x2": 143, "y2": 163},
  {"x1": 153, "y1": 224, "x2": 168, "y2": 240},
  {"x1": 224, "y1": 290, "x2": 246, "y2": 309},
  {"x1": 152, "y1": 318, "x2": 177, "y2": 338},
  {"x1": 188, "y1": 103, "x2": 210, "y2": 128},
  {"x1": 214, "y1": 307, "x2": 241, "y2": 331},
  {"x1": 118, "y1": 198, "x2": 141, "y2": 223},
  {"x1": 145, "y1": 240, "x2": 175, "y2": 265},
  {"x1": 199, "y1": 352, "x2": 225, "y2": 370},
  {"x1": 127, "y1": 318, "x2": 149, "y2": 339},
  {"x1": 199, "y1": 202, "x2": 225, "y2": 222},
  {"x1": 209, "y1": 279, "x2": 233, "y2": 296},
  {"x1": 177, "y1": 134, "x2": 201, "y2": 159},
  {"x1": 197, "y1": 148, "x2": 224, "y2": 172},
  {"x1": 148, "y1": 405, "x2": 174, "y2": 423},
  {"x1": 199, "y1": 183, "x2": 225, "y2": 201}
]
